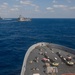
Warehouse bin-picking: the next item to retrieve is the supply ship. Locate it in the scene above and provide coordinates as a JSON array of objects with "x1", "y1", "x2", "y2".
[{"x1": 21, "y1": 42, "x2": 75, "y2": 75}]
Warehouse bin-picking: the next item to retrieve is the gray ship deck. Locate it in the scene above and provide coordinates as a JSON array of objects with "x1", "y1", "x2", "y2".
[{"x1": 22, "y1": 43, "x2": 75, "y2": 75}]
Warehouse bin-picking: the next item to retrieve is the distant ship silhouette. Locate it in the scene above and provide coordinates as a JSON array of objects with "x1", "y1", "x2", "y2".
[{"x1": 18, "y1": 15, "x2": 31, "y2": 22}]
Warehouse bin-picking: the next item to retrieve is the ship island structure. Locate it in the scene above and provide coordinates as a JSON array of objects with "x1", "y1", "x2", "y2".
[{"x1": 18, "y1": 15, "x2": 31, "y2": 22}]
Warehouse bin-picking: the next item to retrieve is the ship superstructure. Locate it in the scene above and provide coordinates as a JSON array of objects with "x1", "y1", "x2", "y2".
[{"x1": 18, "y1": 15, "x2": 31, "y2": 22}]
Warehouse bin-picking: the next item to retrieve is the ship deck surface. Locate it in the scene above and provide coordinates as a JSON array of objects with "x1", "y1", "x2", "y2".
[{"x1": 24, "y1": 43, "x2": 75, "y2": 75}]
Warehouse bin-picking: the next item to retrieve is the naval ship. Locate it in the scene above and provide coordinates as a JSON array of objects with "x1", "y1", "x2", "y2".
[
  {"x1": 21, "y1": 42, "x2": 75, "y2": 75},
  {"x1": 18, "y1": 15, "x2": 31, "y2": 22}
]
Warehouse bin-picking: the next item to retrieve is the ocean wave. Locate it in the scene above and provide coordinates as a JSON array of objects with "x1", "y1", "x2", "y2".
[
  {"x1": 0, "y1": 20, "x2": 17, "y2": 24},
  {"x1": 0, "y1": 19, "x2": 75, "y2": 75}
]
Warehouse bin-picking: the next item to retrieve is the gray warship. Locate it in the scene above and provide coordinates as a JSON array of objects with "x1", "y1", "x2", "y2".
[
  {"x1": 21, "y1": 42, "x2": 75, "y2": 75},
  {"x1": 18, "y1": 15, "x2": 31, "y2": 22}
]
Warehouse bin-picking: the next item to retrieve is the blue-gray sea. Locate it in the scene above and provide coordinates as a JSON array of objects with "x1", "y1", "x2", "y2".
[{"x1": 0, "y1": 18, "x2": 75, "y2": 75}]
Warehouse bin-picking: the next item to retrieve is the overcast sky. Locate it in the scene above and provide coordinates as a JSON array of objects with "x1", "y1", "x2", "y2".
[{"x1": 0, "y1": 0, "x2": 75, "y2": 18}]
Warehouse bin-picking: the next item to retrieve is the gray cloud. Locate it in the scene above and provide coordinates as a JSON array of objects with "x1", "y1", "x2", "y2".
[
  {"x1": 53, "y1": 4, "x2": 67, "y2": 8},
  {"x1": 46, "y1": 7, "x2": 54, "y2": 12},
  {"x1": 52, "y1": 0, "x2": 57, "y2": 3},
  {"x1": 20, "y1": 0, "x2": 40, "y2": 12},
  {"x1": 69, "y1": 7, "x2": 75, "y2": 10}
]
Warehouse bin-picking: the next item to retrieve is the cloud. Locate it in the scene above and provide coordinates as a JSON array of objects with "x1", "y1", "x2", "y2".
[
  {"x1": 30, "y1": 4, "x2": 40, "y2": 12},
  {"x1": 10, "y1": 8, "x2": 19, "y2": 11},
  {"x1": 53, "y1": 4, "x2": 68, "y2": 11},
  {"x1": 46, "y1": 7, "x2": 54, "y2": 12},
  {"x1": 52, "y1": 0, "x2": 57, "y2": 3},
  {"x1": 16, "y1": 0, "x2": 19, "y2": 1},
  {"x1": 13, "y1": 5, "x2": 21, "y2": 8},
  {"x1": 34, "y1": 6, "x2": 39, "y2": 11},
  {"x1": 53, "y1": 4, "x2": 67, "y2": 8},
  {"x1": 1, "y1": 5, "x2": 7, "y2": 8},
  {"x1": 69, "y1": 7, "x2": 75, "y2": 10},
  {"x1": 3, "y1": 2, "x2": 8, "y2": 6},
  {"x1": 46, "y1": 7, "x2": 53, "y2": 10},
  {"x1": 1, "y1": 2, "x2": 8, "y2": 8},
  {"x1": 67, "y1": 0, "x2": 71, "y2": 3},
  {"x1": 20, "y1": 0, "x2": 40, "y2": 12},
  {"x1": 20, "y1": 0, "x2": 31, "y2": 5}
]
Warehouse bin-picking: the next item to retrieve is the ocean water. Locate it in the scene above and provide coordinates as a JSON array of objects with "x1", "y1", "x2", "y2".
[{"x1": 0, "y1": 18, "x2": 75, "y2": 75}]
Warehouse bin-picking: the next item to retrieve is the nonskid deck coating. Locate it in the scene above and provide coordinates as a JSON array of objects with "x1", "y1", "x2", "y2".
[{"x1": 21, "y1": 43, "x2": 75, "y2": 75}]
